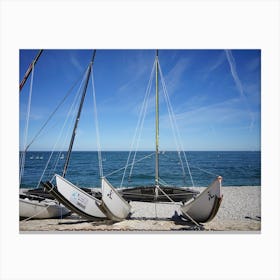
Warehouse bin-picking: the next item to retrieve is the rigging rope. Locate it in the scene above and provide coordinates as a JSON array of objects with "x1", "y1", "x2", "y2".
[
  {"x1": 127, "y1": 61, "x2": 156, "y2": 182},
  {"x1": 50, "y1": 75, "x2": 86, "y2": 177},
  {"x1": 35, "y1": 94, "x2": 81, "y2": 188},
  {"x1": 20, "y1": 203, "x2": 52, "y2": 222},
  {"x1": 20, "y1": 199, "x2": 65, "y2": 222},
  {"x1": 120, "y1": 59, "x2": 156, "y2": 187},
  {"x1": 91, "y1": 69, "x2": 103, "y2": 178},
  {"x1": 24, "y1": 68, "x2": 87, "y2": 153},
  {"x1": 158, "y1": 177, "x2": 170, "y2": 187},
  {"x1": 191, "y1": 165, "x2": 219, "y2": 177},
  {"x1": 106, "y1": 152, "x2": 154, "y2": 178},
  {"x1": 20, "y1": 62, "x2": 35, "y2": 183},
  {"x1": 158, "y1": 61, "x2": 195, "y2": 187},
  {"x1": 36, "y1": 70, "x2": 88, "y2": 187},
  {"x1": 52, "y1": 85, "x2": 84, "y2": 176}
]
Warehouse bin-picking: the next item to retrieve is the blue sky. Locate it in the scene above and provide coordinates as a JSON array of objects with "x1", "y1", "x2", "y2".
[{"x1": 19, "y1": 49, "x2": 261, "y2": 151}]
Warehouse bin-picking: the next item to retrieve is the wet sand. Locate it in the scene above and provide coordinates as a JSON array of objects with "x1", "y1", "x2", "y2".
[{"x1": 19, "y1": 186, "x2": 261, "y2": 232}]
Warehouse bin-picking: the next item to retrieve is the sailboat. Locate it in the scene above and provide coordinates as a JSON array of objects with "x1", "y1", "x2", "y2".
[
  {"x1": 38, "y1": 51, "x2": 131, "y2": 221},
  {"x1": 111, "y1": 50, "x2": 223, "y2": 225},
  {"x1": 100, "y1": 50, "x2": 194, "y2": 217},
  {"x1": 19, "y1": 50, "x2": 70, "y2": 220},
  {"x1": 29, "y1": 49, "x2": 223, "y2": 225},
  {"x1": 41, "y1": 50, "x2": 108, "y2": 220}
]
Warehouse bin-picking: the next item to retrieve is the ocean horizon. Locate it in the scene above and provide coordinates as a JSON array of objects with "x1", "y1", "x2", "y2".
[{"x1": 19, "y1": 151, "x2": 261, "y2": 189}]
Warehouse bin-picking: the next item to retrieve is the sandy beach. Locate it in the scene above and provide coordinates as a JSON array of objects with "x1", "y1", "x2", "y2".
[{"x1": 19, "y1": 186, "x2": 261, "y2": 232}]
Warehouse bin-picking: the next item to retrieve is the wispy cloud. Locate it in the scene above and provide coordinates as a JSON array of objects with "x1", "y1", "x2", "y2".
[
  {"x1": 225, "y1": 50, "x2": 255, "y2": 130},
  {"x1": 117, "y1": 52, "x2": 154, "y2": 95},
  {"x1": 153, "y1": 97, "x2": 251, "y2": 150},
  {"x1": 200, "y1": 51, "x2": 226, "y2": 81},
  {"x1": 225, "y1": 50, "x2": 245, "y2": 97},
  {"x1": 113, "y1": 53, "x2": 190, "y2": 117},
  {"x1": 107, "y1": 52, "x2": 155, "y2": 114},
  {"x1": 163, "y1": 57, "x2": 190, "y2": 94},
  {"x1": 168, "y1": 97, "x2": 243, "y2": 126},
  {"x1": 209, "y1": 52, "x2": 226, "y2": 72},
  {"x1": 70, "y1": 53, "x2": 83, "y2": 73}
]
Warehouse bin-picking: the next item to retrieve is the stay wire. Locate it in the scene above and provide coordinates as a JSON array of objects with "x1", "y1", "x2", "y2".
[
  {"x1": 128, "y1": 60, "x2": 156, "y2": 182},
  {"x1": 191, "y1": 165, "x2": 219, "y2": 177},
  {"x1": 90, "y1": 69, "x2": 103, "y2": 178},
  {"x1": 47, "y1": 85, "x2": 84, "y2": 179},
  {"x1": 24, "y1": 68, "x2": 87, "y2": 152},
  {"x1": 36, "y1": 69, "x2": 88, "y2": 187},
  {"x1": 20, "y1": 62, "x2": 35, "y2": 183},
  {"x1": 158, "y1": 61, "x2": 195, "y2": 187},
  {"x1": 158, "y1": 62, "x2": 184, "y2": 171},
  {"x1": 106, "y1": 152, "x2": 154, "y2": 178},
  {"x1": 159, "y1": 71, "x2": 187, "y2": 183},
  {"x1": 120, "y1": 59, "x2": 156, "y2": 186}
]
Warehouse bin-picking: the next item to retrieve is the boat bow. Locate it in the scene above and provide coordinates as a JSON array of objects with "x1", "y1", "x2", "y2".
[
  {"x1": 180, "y1": 176, "x2": 223, "y2": 223},
  {"x1": 99, "y1": 177, "x2": 131, "y2": 221}
]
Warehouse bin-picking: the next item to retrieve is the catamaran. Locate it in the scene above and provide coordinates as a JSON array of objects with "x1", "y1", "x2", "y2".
[
  {"x1": 41, "y1": 50, "x2": 108, "y2": 220},
  {"x1": 22, "y1": 49, "x2": 223, "y2": 225},
  {"x1": 99, "y1": 50, "x2": 223, "y2": 224},
  {"x1": 43, "y1": 50, "x2": 131, "y2": 221}
]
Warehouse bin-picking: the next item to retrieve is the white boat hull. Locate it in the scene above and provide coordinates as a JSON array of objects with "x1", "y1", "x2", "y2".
[
  {"x1": 181, "y1": 176, "x2": 223, "y2": 223},
  {"x1": 55, "y1": 174, "x2": 106, "y2": 218},
  {"x1": 19, "y1": 197, "x2": 70, "y2": 219},
  {"x1": 100, "y1": 177, "x2": 131, "y2": 221}
]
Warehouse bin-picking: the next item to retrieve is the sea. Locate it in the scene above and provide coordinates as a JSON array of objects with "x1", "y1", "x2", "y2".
[{"x1": 19, "y1": 151, "x2": 261, "y2": 189}]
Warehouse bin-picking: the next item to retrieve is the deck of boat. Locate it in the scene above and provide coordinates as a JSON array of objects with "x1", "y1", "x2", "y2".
[
  {"x1": 20, "y1": 185, "x2": 198, "y2": 203},
  {"x1": 119, "y1": 186, "x2": 198, "y2": 203}
]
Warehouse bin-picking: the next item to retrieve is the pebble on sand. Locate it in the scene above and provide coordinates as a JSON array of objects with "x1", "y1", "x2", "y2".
[{"x1": 19, "y1": 186, "x2": 261, "y2": 232}]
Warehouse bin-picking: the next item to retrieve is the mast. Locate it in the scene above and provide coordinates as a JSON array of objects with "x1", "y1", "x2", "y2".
[
  {"x1": 62, "y1": 50, "x2": 96, "y2": 178},
  {"x1": 155, "y1": 50, "x2": 159, "y2": 187},
  {"x1": 20, "y1": 49, "x2": 43, "y2": 92}
]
